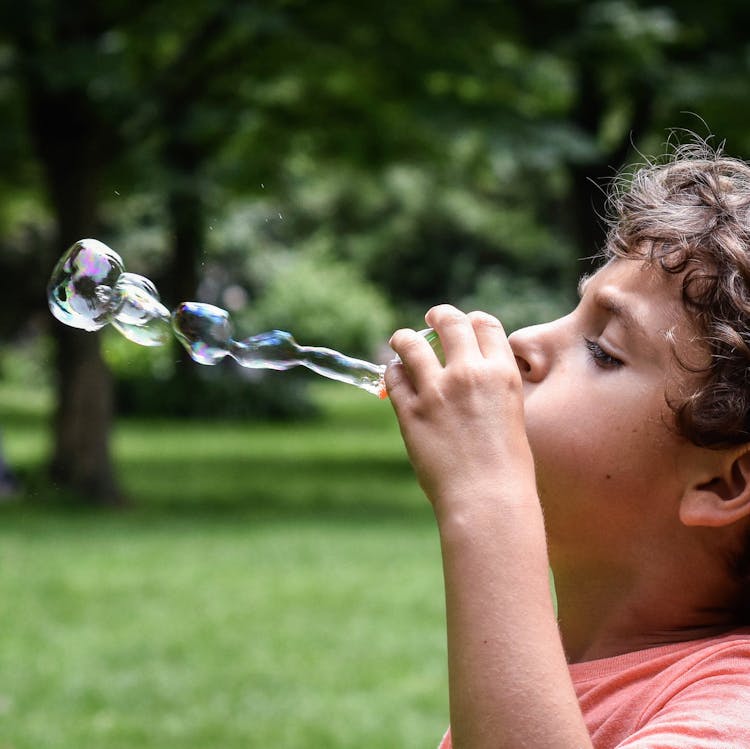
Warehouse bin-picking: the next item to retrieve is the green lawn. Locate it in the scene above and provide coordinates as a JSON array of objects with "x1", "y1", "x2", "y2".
[{"x1": 0, "y1": 381, "x2": 448, "y2": 748}]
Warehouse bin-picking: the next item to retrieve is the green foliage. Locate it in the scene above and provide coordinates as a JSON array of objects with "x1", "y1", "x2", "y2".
[
  {"x1": 101, "y1": 328, "x2": 174, "y2": 383},
  {"x1": 96, "y1": 212, "x2": 396, "y2": 418},
  {"x1": 247, "y1": 250, "x2": 394, "y2": 358},
  {"x1": 0, "y1": 335, "x2": 53, "y2": 391},
  {"x1": 97, "y1": 193, "x2": 171, "y2": 279},
  {"x1": 103, "y1": 331, "x2": 316, "y2": 421},
  {"x1": 458, "y1": 270, "x2": 575, "y2": 333},
  {"x1": 6, "y1": 0, "x2": 750, "y2": 498}
]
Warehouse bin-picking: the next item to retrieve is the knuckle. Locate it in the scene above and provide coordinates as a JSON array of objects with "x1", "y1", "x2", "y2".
[
  {"x1": 390, "y1": 328, "x2": 417, "y2": 349},
  {"x1": 468, "y1": 310, "x2": 504, "y2": 330},
  {"x1": 495, "y1": 363, "x2": 524, "y2": 393},
  {"x1": 427, "y1": 304, "x2": 466, "y2": 325},
  {"x1": 449, "y1": 361, "x2": 486, "y2": 388},
  {"x1": 449, "y1": 360, "x2": 521, "y2": 393},
  {"x1": 401, "y1": 335, "x2": 427, "y2": 356},
  {"x1": 383, "y1": 359, "x2": 403, "y2": 384}
]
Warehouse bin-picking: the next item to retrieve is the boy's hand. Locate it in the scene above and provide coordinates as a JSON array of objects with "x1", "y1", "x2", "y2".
[{"x1": 385, "y1": 304, "x2": 534, "y2": 515}]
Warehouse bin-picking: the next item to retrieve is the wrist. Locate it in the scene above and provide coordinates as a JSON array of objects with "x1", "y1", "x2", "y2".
[
  {"x1": 434, "y1": 485, "x2": 547, "y2": 573},
  {"x1": 431, "y1": 444, "x2": 537, "y2": 527}
]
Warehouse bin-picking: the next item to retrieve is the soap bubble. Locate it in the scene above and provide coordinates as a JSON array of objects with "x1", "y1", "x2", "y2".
[
  {"x1": 48, "y1": 239, "x2": 171, "y2": 345},
  {"x1": 48, "y1": 238, "x2": 444, "y2": 400},
  {"x1": 110, "y1": 274, "x2": 171, "y2": 346},
  {"x1": 47, "y1": 238, "x2": 125, "y2": 331},
  {"x1": 171, "y1": 301, "x2": 388, "y2": 395}
]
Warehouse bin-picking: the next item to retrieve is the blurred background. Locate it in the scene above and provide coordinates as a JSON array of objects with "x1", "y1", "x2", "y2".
[{"x1": 1, "y1": 1, "x2": 750, "y2": 746}]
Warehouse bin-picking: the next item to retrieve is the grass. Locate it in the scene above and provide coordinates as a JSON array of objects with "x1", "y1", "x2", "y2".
[{"x1": 0, "y1": 381, "x2": 449, "y2": 748}]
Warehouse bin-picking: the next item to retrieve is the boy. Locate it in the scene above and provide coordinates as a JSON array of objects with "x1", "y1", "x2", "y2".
[{"x1": 385, "y1": 141, "x2": 750, "y2": 748}]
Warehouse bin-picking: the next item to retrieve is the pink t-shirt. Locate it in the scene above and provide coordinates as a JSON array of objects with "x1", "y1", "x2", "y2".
[{"x1": 437, "y1": 628, "x2": 750, "y2": 749}]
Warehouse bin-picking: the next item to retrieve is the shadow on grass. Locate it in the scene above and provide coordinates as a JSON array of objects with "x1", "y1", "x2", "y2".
[
  {"x1": 0, "y1": 381, "x2": 428, "y2": 524},
  {"x1": 6, "y1": 454, "x2": 430, "y2": 527}
]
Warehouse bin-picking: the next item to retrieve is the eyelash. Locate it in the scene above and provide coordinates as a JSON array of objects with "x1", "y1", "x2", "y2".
[{"x1": 584, "y1": 337, "x2": 623, "y2": 368}]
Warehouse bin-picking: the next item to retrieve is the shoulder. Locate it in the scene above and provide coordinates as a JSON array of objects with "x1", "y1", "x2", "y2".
[
  {"x1": 572, "y1": 629, "x2": 750, "y2": 748},
  {"x1": 571, "y1": 628, "x2": 750, "y2": 688}
]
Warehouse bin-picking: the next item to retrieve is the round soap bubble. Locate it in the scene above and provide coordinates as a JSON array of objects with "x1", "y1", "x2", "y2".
[
  {"x1": 47, "y1": 239, "x2": 171, "y2": 346},
  {"x1": 47, "y1": 238, "x2": 125, "y2": 331}
]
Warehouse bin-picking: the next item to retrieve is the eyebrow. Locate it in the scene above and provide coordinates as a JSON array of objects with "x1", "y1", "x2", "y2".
[{"x1": 577, "y1": 275, "x2": 649, "y2": 340}]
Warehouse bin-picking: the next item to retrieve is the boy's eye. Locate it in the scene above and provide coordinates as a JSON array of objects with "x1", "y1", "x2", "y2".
[{"x1": 584, "y1": 337, "x2": 623, "y2": 368}]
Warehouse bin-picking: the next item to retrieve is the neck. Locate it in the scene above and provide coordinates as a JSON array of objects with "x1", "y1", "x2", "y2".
[{"x1": 552, "y1": 555, "x2": 742, "y2": 663}]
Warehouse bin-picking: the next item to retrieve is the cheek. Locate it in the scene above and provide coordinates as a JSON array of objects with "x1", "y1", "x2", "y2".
[
  {"x1": 530, "y1": 421, "x2": 612, "y2": 502},
  {"x1": 524, "y1": 392, "x2": 665, "y2": 502}
]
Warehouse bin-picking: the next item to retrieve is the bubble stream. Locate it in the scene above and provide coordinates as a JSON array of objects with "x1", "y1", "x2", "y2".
[{"x1": 47, "y1": 239, "x2": 442, "y2": 398}]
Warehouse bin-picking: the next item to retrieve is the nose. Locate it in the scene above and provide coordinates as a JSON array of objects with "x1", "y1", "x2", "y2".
[{"x1": 508, "y1": 323, "x2": 552, "y2": 383}]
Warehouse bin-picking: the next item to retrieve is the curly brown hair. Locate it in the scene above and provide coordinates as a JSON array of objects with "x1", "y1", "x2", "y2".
[
  {"x1": 604, "y1": 140, "x2": 750, "y2": 449},
  {"x1": 603, "y1": 138, "x2": 750, "y2": 613}
]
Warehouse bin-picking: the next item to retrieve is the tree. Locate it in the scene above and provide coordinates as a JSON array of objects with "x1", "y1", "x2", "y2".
[
  {"x1": 1, "y1": 0, "x2": 265, "y2": 501},
  {"x1": 4, "y1": 0, "x2": 750, "y2": 505},
  {"x1": 4, "y1": 1, "x2": 132, "y2": 502}
]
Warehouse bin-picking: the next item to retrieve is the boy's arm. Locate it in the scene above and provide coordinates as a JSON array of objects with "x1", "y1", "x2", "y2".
[
  {"x1": 386, "y1": 306, "x2": 591, "y2": 749},
  {"x1": 438, "y1": 489, "x2": 589, "y2": 748}
]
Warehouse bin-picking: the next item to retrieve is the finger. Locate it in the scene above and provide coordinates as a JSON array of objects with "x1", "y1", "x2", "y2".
[
  {"x1": 388, "y1": 327, "x2": 440, "y2": 391},
  {"x1": 467, "y1": 310, "x2": 511, "y2": 360},
  {"x1": 383, "y1": 358, "x2": 413, "y2": 402},
  {"x1": 424, "y1": 304, "x2": 478, "y2": 364}
]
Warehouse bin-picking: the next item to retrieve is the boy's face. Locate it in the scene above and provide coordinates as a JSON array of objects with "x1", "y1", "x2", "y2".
[{"x1": 508, "y1": 258, "x2": 707, "y2": 568}]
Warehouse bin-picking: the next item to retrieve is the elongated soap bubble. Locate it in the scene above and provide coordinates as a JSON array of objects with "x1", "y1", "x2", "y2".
[
  {"x1": 172, "y1": 302, "x2": 391, "y2": 396},
  {"x1": 47, "y1": 239, "x2": 443, "y2": 398}
]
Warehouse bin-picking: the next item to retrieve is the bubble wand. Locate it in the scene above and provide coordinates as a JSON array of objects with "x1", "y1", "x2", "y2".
[{"x1": 47, "y1": 239, "x2": 442, "y2": 399}]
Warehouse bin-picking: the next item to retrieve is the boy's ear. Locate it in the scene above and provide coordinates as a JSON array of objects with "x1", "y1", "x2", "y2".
[{"x1": 680, "y1": 447, "x2": 750, "y2": 528}]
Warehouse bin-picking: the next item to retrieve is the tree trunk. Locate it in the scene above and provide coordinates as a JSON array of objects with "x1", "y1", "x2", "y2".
[
  {"x1": 49, "y1": 327, "x2": 120, "y2": 502},
  {"x1": 165, "y1": 166, "x2": 204, "y2": 305},
  {"x1": 162, "y1": 140, "x2": 207, "y2": 388},
  {"x1": 27, "y1": 86, "x2": 123, "y2": 504}
]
